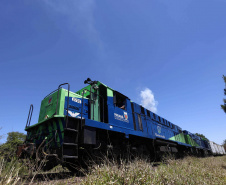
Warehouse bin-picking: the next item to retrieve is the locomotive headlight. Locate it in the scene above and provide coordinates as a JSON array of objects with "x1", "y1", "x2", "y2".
[{"x1": 82, "y1": 89, "x2": 87, "y2": 95}]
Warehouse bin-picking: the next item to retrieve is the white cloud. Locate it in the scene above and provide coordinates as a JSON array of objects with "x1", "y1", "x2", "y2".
[
  {"x1": 140, "y1": 88, "x2": 158, "y2": 113},
  {"x1": 43, "y1": 0, "x2": 103, "y2": 48}
]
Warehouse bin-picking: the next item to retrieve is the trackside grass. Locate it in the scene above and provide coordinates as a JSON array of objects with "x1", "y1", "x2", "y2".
[
  {"x1": 0, "y1": 156, "x2": 225, "y2": 184},
  {"x1": 0, "y1": 158, "x2": 24, "y2": 185},
  {"x1": 82, "y1": 156, "x2": 226, "y2": 185}
]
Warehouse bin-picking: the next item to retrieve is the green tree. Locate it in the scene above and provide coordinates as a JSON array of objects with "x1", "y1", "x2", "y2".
[
  {"x1": 221, "y1": 75, "x2": 226, "y2": 113},
  {"x1": 0, "y1": 132, "x2": 26, "y2": 158},
  {"x1": 195, "y1": 133, "x2": 209, "y2": 141}
]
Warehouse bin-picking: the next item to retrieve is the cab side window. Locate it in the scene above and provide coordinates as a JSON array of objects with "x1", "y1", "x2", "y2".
[
  {"x1": 113, "y1": 91, "x2": 127, "y2": 110},
  {"x1": 138, "y1": 114, "x2": 143, "y2": 131}
]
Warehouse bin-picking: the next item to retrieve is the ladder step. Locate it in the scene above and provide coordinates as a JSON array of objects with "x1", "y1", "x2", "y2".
[
  {"x1": 64, "y1": 128, "x2": 78, "y2": 132},
  {"x1": 63, "y1": 143, "x2": 78, "y2": 146},
  {"x1": 63, "y1": 155, "x2": 78, "y2": 159}
]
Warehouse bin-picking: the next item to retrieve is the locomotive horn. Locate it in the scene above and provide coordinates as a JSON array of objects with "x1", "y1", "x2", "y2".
[{"x1": 84, "y1": 78, "x2": 91, "y2": 84}]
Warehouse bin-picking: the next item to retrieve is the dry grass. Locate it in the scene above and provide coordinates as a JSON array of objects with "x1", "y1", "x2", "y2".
[
  {"x1": 82, "y1": 156, "x2": 226, "y2": 185},
  {"x1": 0, "y1": 158, "x2": 24, "y2": 185},
  {"x1": 1, "y1": 156, "x2": 225, "y2": 184}
]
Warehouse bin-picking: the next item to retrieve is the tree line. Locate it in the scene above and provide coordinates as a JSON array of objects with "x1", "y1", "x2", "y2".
[
  {"x1": 0, "y1": 131, "x2": 26, "y2": 159},
  {"x1": 221, "y1": 75, "x2": 226, "y2": 113}
]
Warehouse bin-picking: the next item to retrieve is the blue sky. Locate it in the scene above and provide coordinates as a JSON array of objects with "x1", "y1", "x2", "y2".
[{"x1": 0, "y1": 0, "x2": 225, "y2": 144}]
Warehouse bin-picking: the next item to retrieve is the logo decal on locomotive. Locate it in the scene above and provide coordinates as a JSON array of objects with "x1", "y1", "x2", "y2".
[
  {"x1": 68, "y1": 110, "x2": 80, "y2": 118},
  {"x1": 157, "y1": 125, "x2": 161, "y2": 134},
  {"x1": 124, "y1": 112, "x2": 128, "y2": 120},
  {"x1": 48, "y1": 96, "x2": 52, "y2": 104},
  {"x1": 114, "y1": 112, "x2": 129, "y2": 123},
  {"x1": 155, "y1": 125, "x2": 165, "y2": 138}
]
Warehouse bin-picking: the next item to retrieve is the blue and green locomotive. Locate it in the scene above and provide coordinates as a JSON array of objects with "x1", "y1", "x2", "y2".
[{"x1": 17, "y1": 78, "x2": 213, "y2": 171}]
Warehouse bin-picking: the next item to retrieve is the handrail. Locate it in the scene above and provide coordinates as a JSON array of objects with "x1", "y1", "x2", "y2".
[
  {"x1": 26, "y1": 104, "x2": 33, "y2": 128},
  {"x1": 55, "y1": 83, "x2": 70, "y2": 128},
  {"x1": 81, "y1": 88, "x2": 105, "y2": 127},
  {"x1": 43, "y1": 89, "x2": 58, "y2": 100}
]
